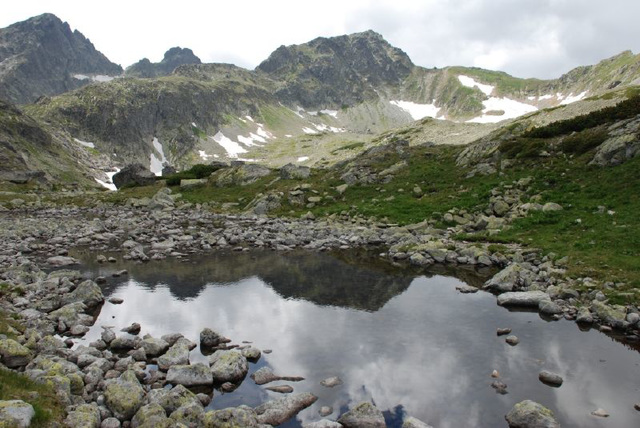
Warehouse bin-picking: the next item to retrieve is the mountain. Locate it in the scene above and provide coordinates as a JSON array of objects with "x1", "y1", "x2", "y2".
[
  {"x1": 2, "y1": 13, "x2": 639, "y2": 186},
  {"x1": 125, "y1": 47, "x2": 201, "y2": 78},
  {"x1": 0, "y1": 13, "x2": 122, "y2": 105}
]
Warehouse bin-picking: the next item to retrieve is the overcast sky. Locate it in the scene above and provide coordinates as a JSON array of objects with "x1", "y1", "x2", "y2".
[{"x1": 3, "y1": 0, "x2": 639, "y2": 79}]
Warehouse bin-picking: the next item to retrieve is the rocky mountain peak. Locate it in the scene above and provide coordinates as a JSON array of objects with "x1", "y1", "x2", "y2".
[
  {"x1": 256, "y1": 30, "x2": 414, "y2": 109},
  {"x1": 0, "y1": 13, "x2": 122, "y2": 105},
  {"x1": 125, "y1": 46, "x2": 201, "y2": 78}
]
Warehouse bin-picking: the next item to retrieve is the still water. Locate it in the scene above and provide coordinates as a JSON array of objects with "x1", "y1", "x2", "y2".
[{"x1": 74, "y1": 249, "x2": 640, "y2": 427}]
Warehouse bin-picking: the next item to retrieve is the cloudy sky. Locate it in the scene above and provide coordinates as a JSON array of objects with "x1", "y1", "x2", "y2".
[{"x1": 3, "y1": 0, "x2": 639, "y2": 79}]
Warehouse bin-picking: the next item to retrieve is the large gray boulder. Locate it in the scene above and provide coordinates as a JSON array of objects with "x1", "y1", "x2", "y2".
[
  {"x1": 0, "y1": 400, "x2": 35, "y2": 428},
  {"x1": 200, "y1": 327, "x2": 225, "y2": 349},
  {"x1": 166, "y1": 363, "x2": 213, "y2": 387},
  {"x1": 140, "y1": 336, "x2": 170, "y2": 357},
  {"x1": 104, "y1": 370, "x2": 146, "y2": 421},
  {"x1": 62, "y1": 279, "x2": 104, "y2": 308},
  {"x1": 209, "y1": 350, "x2": 248, "y2": 384},
  {"x1": 145, "y1": 384, "x2": 200, "y2": 415},
  {"x1": 131, "y1": 402, "x2": 170, "y2": 427},
  {"x1": 485, "y1": 263, "x2": 536, "y2": 292},
  {"x1": 590, "y1": 131, "x2": 640, "y2": 167},
  {"x1": 255, "y1": 392, "x2": 318, "y2": 426},
  {"x1": 157, "y1": 338, "x2": 191, "y2": 371},
  {"x1": 64, "y1": 403, "x2": 101, "y2": 427},
  {"x1": 0, "y1": 339, "x2": 32, "y2": 368},
  {"x1": 505, "y1": 400, "x2": 560, "y2": 428},
  {"x1": 203, "y1": 406, "x2": 259, "y2": 427},
  {"x1": 280, "y1": 163, "x2": 311, "y2": 180},
  {"x1": 113, "y1": 164, "x2": 156, "y2": 189},
  {"x1": 338, "y1": 402, "x2": 386, "y2": 428},
  {"x1": 497, "y1": 291, "x2": 549, "y2": 307}
]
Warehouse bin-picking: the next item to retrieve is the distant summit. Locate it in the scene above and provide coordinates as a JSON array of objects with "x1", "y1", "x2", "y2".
[
  {"x1": 125, "y1": 47, "x2": 201, "y2": 78},
  {"x1": 0, "y1": 13, "x2": 122, "y2": 104},
  {"x1": 257, "y1": 30, "x2": 414, "y2": 108}
]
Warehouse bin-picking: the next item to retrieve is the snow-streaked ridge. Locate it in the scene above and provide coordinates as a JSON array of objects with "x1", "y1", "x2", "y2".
[
  {"x1": 150, "y1": 137, "x2": 167, "y2": 176},
  {"x1": 458, "y1": 75, "x2": 494, "y2": 96}
]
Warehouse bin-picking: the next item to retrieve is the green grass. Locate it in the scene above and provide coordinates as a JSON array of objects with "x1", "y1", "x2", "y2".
[{"x1": 0, "y1": 369, "x2": 65, "y2": 426}]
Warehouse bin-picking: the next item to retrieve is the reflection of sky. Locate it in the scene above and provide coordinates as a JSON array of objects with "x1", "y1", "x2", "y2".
[{"x1": 79, "y1": 258, "x2": 640, "y2": 428}]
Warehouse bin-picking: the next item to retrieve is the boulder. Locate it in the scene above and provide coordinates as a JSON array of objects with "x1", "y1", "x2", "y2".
[
  {"x1": 157, "y1": 338, "x2": 191, "y2": 371},
  {"x1": 214, "y1": 164, "x2": 272, "y2": 186},
  {"x1": 240, "y1": 347, "x2": 261, "y2": 362},
  {"x1": 591, "y1": 301, "x2": 627, "y2": 328},
  {"x1": 112, "y1": 164, "x2": 156, "y2": 189},
  {"x1": 250, "y1": 366, "x2": 304, "y2": 385},
  {"x1": 337, "y1": 402, "x2": 385, "y2": 428},
  {"x1": 542, "y1": 202, "x2": 563, "y2": 212},
  {"x1": 200, "y1": 328, "x2": 225, "y2": 349},
  {"x1": 166, "y1": 363, "x2": 213, "y2": 387},
  {"x1": 0, "y1": 339, "x2": 32, "y2": 368},
  {"x1": 46, "y1": 256, "x2": 79, "y2": 266},
  {"x1": 281, "y1": 163, "x2": 311, "y2": 180},
  {"x1": 104, "y1": 370, "x2": 146, "y2": 421},
  {"x1": 62, "y1": 279, "x2": 104, "y2": 308},
  {"x1": 505, "y1": 400, "x2": 559, "y2": 428},
  {"x1": 590, "y1": 133, "x2": 640, "y2": 166},
  {"x1": 498, "y1": 291, "x2": 549, "y2": 307},
  {"x1": 203, "y1": 406, "x2": 259, "y2": 427},
  {"x1": 131, "y1": 403, "x2": 169, "y2": 428},
  {"x1": 539, "y1": 371, "x2": 563, "y2": 387},
  {"x1": 255, "y1": 392, "x2": 318, "y2": 426},
  {"x1": 141, "y1": 336, "x2": 170, "y2": 357},
  {"x1": 145, "y1": 384, "x2": 200, "y2": 415},
  {"x1": 485, "y1": 263, "x2": 536, "y2": 292},
  {"x1": 0, "y1": 400, "x2": 35, "y2": 428},
  {"x1": 209, "y1": 350, "x2": 248, "y2": 384},
  {"x1": 169, "y1": 401, "x2": 205, "y2": 426},
  {"x1": 403, "y1": 416, "x2": 435, "y2": 428},
  {"x1": 64, "y1": 403, "x2": 101, "y2": 427}
]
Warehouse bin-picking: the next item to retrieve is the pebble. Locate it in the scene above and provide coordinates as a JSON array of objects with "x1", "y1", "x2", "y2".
[
  {"x1": 491, "y1": 370, "x2": 500, "y2": 378},
  {"x1": 491, "y1": 380, "x2": 508, "y2": 394},
  {"x1": 320, "y1": 376, "x2": 343, "y2": 388},
  {"x1": 538, "y1": 370, "x2": 563, "y2": 387},
  {"x1": 505, "y1": 335, "x2": 519, "y2": 346},
  {"x1": 591, "y1": 408, "x2": 609, "y2": 417},
  {"x1": 319, "y1": 406, "x2": 333, "y2": 417},
  {"x1": 266, "y1": 385, "x2": 294, "y2": 394},
  {"x1": 109, "y1": 297, "x2": 124, "y2": 304},
  {"x1": 497, "y1": 328, "x2": 512, "y2": 336}
]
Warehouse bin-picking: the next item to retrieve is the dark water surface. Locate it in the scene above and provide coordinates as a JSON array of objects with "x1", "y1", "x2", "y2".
[{"x1": 73, "y1": 249, "x2": 640, "y2": 427}]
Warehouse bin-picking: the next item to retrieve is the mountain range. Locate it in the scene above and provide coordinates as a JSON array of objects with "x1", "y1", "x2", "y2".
[{"x1": 0, "y1": 13, "x2": 639, "y2": 188}]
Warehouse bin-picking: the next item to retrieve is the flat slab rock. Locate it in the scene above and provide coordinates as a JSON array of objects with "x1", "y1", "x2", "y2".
[
  {"x1": 497, "y1": 291, "x2": 549, "y2": 307},
  {"x1": 255, "y1": 392, "x2": 318, "y2": 425},
  {"x1": 251, "y1": 366, "x2": 305, "y2": 385}
]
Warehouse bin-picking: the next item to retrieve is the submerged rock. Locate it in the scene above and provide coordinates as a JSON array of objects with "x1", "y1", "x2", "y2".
[
  {"x1": 497, "y1": 291, "x2": 549, "y2": 307},
  {"x1": 250, "y1": 366, "x2": 305, "y2": 385},
  {"x1": 505, "y1": 400, "x2": 559, "y2": 428}
]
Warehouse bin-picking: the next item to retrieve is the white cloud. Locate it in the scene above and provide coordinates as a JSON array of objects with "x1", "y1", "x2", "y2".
[{"x1": 1, "y1": 0, "x2": 639, "y2": 78}]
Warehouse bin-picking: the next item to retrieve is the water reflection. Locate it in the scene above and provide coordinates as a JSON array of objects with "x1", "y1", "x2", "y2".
[{"x1": 76, "y1": 250, "x2": 640, "y2": 428}]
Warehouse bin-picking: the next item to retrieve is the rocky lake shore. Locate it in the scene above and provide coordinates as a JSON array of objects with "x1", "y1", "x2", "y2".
[{"x1": 1, "y1": 191, "x2": 639, "y2": 427}]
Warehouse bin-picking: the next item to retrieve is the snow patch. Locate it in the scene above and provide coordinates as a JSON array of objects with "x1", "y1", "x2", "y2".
[
  {"x1": 390, "y1": 100, "x2": 441, "y2": 120},
  {"x1": 212, "y1": 132, "x2": 247, "y2": 157},
  {"x1": 198, "y1": 150, "x2": 211, "y2": 161},
  {"x1": 320, "y1": 109, "x2": 339, "y2": 118},
  {"x1": 150, "y1": 137, "x2": 168, "y2": 176},
  {"x1": 307, "y1": 111, "x2": 318, "y2": 116},
  {"x1": 73, "y1": 74, "x2": 115, "y2": 83},
  {"x1": 467, "y1": 97, "x2": 538, "y2": 124},
  {"x1": 302, "y1": 127, "x2": 318, "y2": 134},
  {"x1": 458, "y1": 75, "x2": 494, "y2": 96},
  {"x1": 245, "y1": 116, "x2": 254, "y2": 122},
  {"x1": 294, "y1": 106, "x2": 306, "y2": 118},
  {"x1": 285, "y1": 134, "x2": 293, "y2": 138},
  {"x1": 73, "y1": 74, "x2": 90, "y2": 80},
  {"x1": 256, "y1": 125, "x2": 272, "y2": 139},
  {"x1": 560, "y1": 91, "x2": 588, "y2": 105},
  {"x1": 95, "y1": 167, "x2": 120, "y2": 191},
  {"x1": 297, "y1": 156, "x2": 309, "y2": 162},
  {"x1": 539, "y1": 94, "x2": 554, "y2": 100},
  {"x1": 74, "y1": 138, "x2": 95, "y2": 149},
  {"x1": 191, "y1": 122, "x2": 198, "y2": 128},
  {"x1": 313, "y1": 123, "x2": 345, "y2": 133}
]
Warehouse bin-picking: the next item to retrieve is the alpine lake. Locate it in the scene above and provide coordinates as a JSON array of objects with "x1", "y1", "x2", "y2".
[{"x1": 69, "y1": 248, "x2": 640, "y2": 428}]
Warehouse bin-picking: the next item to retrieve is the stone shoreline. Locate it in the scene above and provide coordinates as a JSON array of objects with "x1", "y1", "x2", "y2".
[{"x1": 0, "y1": 196, "x2": 638, "y2": 427}]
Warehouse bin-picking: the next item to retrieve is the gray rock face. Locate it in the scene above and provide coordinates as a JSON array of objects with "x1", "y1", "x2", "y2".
[
  {"x1": 126, "y1": 47, "x2": 201, "y2": 78},
  {"x1": 209, "y1": 350, "x2": 248, "y2": 384},
  {"x1": 505, "y1": 400, "x2": 560, "y2": 428},
  {"x1": 497, "y1": 291, "x2": 549, "y2": 307},
  {"x1": 112, "y1": 164, "x2": 156, "y2": 189},
  {"x1": 0, "y1": 13, "x2": 122, "y2": 105},
  {"x1": 166, "y1": 363, "x2": 213, "y2": 387},
  {"x1": 337, "y1": 401, "x2": 386, "y2": 428},
  {"x1": 0, "y1": 400, "x2": 35, "y2": 428},
  {"x1": 591, "y1": 118, "x2": 640, "y2": 166},
  {"x1": 255, "y1": 392, "x2": 318, "y2": 426}
]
